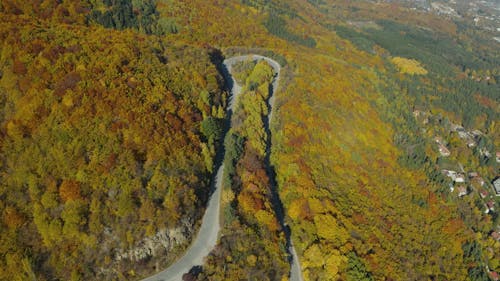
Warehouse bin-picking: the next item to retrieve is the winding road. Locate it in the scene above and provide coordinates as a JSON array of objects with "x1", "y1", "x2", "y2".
[{"x1": 141, "y1": 55, "x2": 302, "y2": 281}]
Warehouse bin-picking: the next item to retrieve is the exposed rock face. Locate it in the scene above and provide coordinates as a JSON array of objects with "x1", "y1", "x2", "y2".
[{"x1": 115, "y1": 218, "x2": 193, "y2": 262}]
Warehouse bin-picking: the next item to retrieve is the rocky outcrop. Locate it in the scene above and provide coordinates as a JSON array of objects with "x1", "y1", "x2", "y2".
[{"x1": 115, "y1": 218, "x2": 193, "y2": 262}]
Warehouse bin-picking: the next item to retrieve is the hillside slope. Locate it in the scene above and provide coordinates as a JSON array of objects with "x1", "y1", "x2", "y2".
[
  {"x1": 0, "y1": 3, "x2": 226, "y2": 280},
  {"x1": 0, "y1": 0, "x2": 498, "y2": 280}
]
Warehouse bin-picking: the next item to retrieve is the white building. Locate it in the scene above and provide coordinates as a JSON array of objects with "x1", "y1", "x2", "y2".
[{"x1": 493, "y1": 177, "x2": 500, "y2": 196}]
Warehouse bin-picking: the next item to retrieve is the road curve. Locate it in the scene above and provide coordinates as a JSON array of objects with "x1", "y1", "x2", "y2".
[
  {"x1": 226, "y1": 55, "x2": 303, "y2": 281},
  {"x1": 141, "y1": 55, "x2": 302, "y2": 281},
  {"x1": 141, "y1": 166, "x2": 223, "y2": 281},
  {"x1": 223, "y1": 55, "x2": 281, "y2": 120}
]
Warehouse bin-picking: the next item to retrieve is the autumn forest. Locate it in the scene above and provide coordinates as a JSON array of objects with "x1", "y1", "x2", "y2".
[{"x1": 0, "y1": 0, "x2": 499, "y2": 281}]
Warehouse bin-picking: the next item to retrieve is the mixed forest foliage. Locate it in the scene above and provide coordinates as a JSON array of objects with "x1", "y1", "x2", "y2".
[
  {"x1": 264, "y1": 13, "x2": 317, "y2": 48},
  {"x1": 0, "y1": 0, "x2": 498, "y2": 280},
  {"x1": 87, "y1": 0, "x2": 178, "y2": 35},
  {"x1": 270, "y1": 53, "x2": 471, "y2": 280},
  {"x1": 197, "y1": 60, "x2": 289, "y2": 280},
  {"x1": 333, "y1": 20, "x2": 499, "y2": 130},
  {"x1": 0, "y1": 2, "x2": 226, "y2": 280}
]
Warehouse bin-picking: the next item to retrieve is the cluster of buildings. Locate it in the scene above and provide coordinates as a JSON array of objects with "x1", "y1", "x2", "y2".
[
  {"x1": 412, "y1": 105, "x2": 499, "y2": 278},
  {"x1": 450, "y1": 124, "x2": 483, "y2": 149},
  {"x1": 430, "y1": 2, "x2": 459, "y2": 17},
  {"x1": 433, "y1": 123, "x2": 490, "y2": 158},
  {"x1": 433, "y1": 123, "x2": 499, "y2": 200},
  {"x1": 443, "y1": 169, "x2": 499, "y2": 212},
  {"x1": 435, "y1": 137, "x2": 451, "y2": 157},
  {"x1": 437, "y1": 124, "x2": 499, "y2": 212}
]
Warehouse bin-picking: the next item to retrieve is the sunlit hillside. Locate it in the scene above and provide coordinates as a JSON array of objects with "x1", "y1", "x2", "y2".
[{"x1": 0, "y1": 0, "x2": 498, "y2": 280}]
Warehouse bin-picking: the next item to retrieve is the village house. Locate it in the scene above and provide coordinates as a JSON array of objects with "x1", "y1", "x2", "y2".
[
  {"x1": 490, "y1": 271, "x2": 499, "y2": 281},
  {"x1": 458, "y1": 131, "x2": 468, "y2": 139},
  {"x1": 456, "y1": 185, "x2": 467, "y2": 197},
  {"x1": 479, "y1": 190, "x2": 489, "y2": 199},
  {"x1": 493, "y1": 177, "x2": 500, "y2": 196},
  {"x1": 442, "y1": 169, "x2": 455, "y2": 177},
  {"x1": 455, "y1": 173, "x2": 465, "y2": 183},
  {"x1": 443, "y1": 170, "x2": 456, "y2": 180},
  {"x1": 471, "y1": 130, "x2": 482, "y2": 137},
  {"x1": 491, "y1": 231, "x2": 500, "y2": 242},
  {"x1": 485, "y1": 204, "x2": 491, "y2": 214},
  {"x1": 470, "y1": 175, "x2": 485, "y2": 188},
  {"x1": 486, "y1": 201, "x2": 495, "y2": 212},
  {"x1": 450, "y1": 123, "x2": 464, "y2": 132},
  {"x1": 475, "y1": 177, "x2": 485, "y2": 186},
  {"x1": 468, "y1": 172, "x2": 479, "y2": 178},
  {"x1": 480, "y1": 148, "x2": 492, "y2": 158},
  {"x1": 412, "y1": 110, "x2": 429, "y2": 124},
  {"x1": 442, "y1": 170, "x2": 466, "y2": 183},
  {"x1": 438, "y1": 144, "x2": 451, "y2": 157},
  {"x1": 466, "y1": 138, "x2": 476, "y2": 148},
  {"x1": 434, "y1": 137, "x2": 451, "y2": 157}
]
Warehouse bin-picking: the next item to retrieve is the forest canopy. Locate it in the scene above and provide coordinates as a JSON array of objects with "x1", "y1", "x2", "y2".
[
  {"x1": 0, "y1": 0, "x2": 498, "y2": 280},
  {"x1": 0, "y1": 5, "x2": 225, "y2": 280}
]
